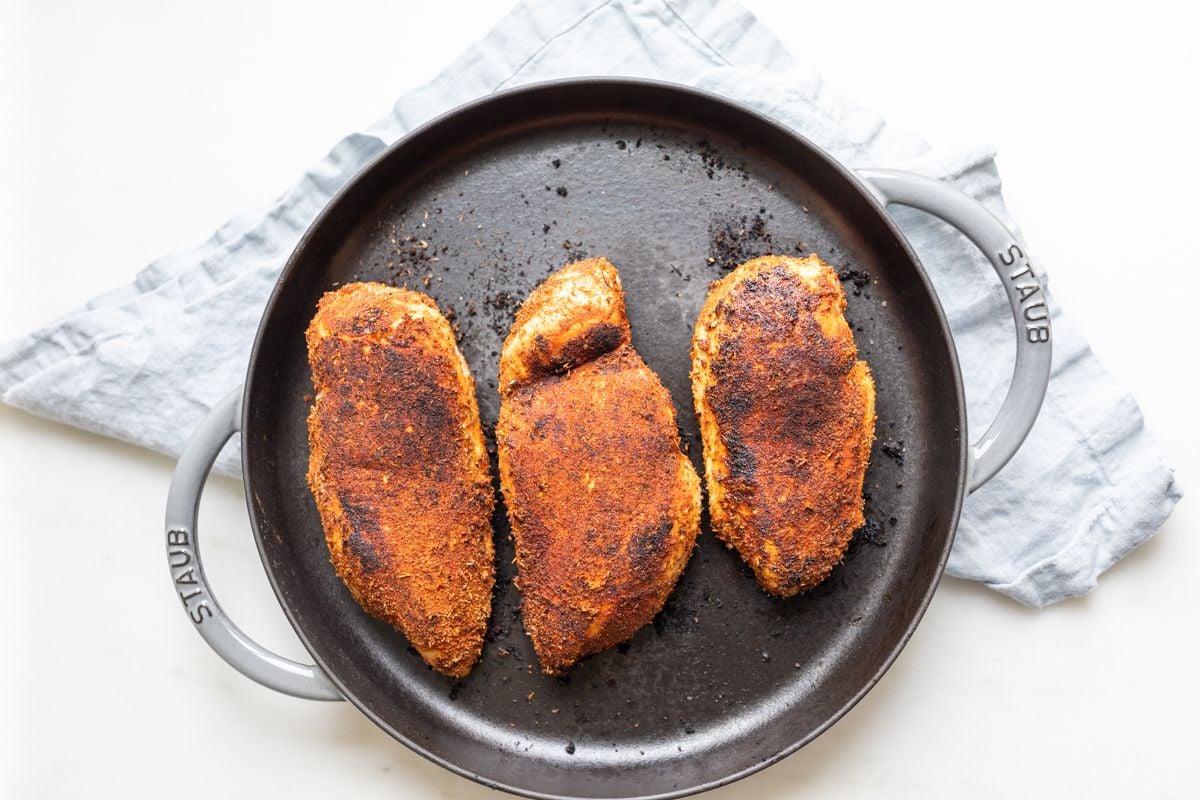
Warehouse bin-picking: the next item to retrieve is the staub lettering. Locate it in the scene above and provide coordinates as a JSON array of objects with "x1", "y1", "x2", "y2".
[
  {"x1": 998, "y1": 244, "x2": 1050, "y2": 343},
  {"x1": 168, "y1": 528, "x2": 213, "y2": 624}
]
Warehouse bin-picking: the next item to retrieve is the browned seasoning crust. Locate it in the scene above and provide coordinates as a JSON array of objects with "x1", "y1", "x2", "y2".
[
  {"x1": 496, "y1": 258, "x2": 701, "y2": 674},
  {"x1": 305, "y1": 282, "x2": 494, "y2": 677},
  {"x1": 691, "y1": 255, "x2": 876, "y2": 597}
]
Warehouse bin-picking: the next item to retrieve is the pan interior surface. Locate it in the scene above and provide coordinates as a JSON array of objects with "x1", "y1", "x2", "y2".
[{"x1": 244, "y1": 82, "x2": 963, "y2": 799}]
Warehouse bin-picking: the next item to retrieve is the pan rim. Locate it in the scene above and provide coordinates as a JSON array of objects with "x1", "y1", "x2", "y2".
[{"x1": 242, "y1": 76, "x2": 968, "y2": 800}]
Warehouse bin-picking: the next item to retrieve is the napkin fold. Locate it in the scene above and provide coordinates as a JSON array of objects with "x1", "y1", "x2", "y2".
[{"x1": 0, "y1": 0, "x2": 1180, "y2": 607}]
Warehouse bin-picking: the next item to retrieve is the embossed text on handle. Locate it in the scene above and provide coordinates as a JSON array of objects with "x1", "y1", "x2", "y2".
[{"x1": 999, "y1": 243, "x2": 1050, "y2": 344}]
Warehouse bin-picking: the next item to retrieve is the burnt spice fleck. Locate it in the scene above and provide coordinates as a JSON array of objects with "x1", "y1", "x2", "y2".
[
  {"x1": 881, "y1": 439, "x2": 905, "y2": 466},
  {"x1": 837, "y1": 267, "x2": 871, "y2": 289}
]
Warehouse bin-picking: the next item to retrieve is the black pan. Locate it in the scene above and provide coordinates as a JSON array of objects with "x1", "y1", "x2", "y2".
[{"x1": 164, "y1": 78, "x2": 1051, "y2": 799}]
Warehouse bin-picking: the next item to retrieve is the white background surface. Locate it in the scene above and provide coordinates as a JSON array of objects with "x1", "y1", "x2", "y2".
[{"x1": 1, "y1": 1, "x2": 1196, "y2": 797}]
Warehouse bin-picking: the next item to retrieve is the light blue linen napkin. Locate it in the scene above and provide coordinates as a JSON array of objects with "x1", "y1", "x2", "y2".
[{"x1": 0, "y1": 0, "x2": 1180, "y2": 607}]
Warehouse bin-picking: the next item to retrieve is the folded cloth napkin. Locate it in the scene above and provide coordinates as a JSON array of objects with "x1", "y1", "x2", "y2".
[{"x1": 0, "y1": 0, "x2": 1180, "y2": 607}]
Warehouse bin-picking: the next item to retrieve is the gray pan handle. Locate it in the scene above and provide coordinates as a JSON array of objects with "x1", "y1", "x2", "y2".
[
  {"x1": 165, "y1": 385, "x2": 343, "y2": 701},
  {"x1": 858, "y1": 168, "x2": 1052, "y2": 492}
]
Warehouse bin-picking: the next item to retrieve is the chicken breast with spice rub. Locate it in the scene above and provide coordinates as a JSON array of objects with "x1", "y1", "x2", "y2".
[
  {"x1": 692, "y1": 255, "x2": 875, "y2": 597},
  {"x1": 496, "y1": 257, "x2": 701, "y2": 674},
  {"x1": 306, "y1": 282, "x2": 494, "y2": 678}
]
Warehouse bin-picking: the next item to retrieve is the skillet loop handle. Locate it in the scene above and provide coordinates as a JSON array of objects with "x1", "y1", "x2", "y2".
[
  {"x1": 858, "y1": 168, "x2": 1052, "y2": 493},
  {"x1": 165, "y1": 386, "x2": 343, "y2": 701}
]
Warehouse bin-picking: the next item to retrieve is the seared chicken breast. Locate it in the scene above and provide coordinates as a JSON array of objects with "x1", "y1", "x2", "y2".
[
  {"x1": 496, "y1": 258, "x2": 701, "y2": 674},
  {"x1": 691, "y1": 255, "x2": 875, "y2": 597},
  {"x1": 306, "y1": 282, "x2": 494, "y2": 677}
]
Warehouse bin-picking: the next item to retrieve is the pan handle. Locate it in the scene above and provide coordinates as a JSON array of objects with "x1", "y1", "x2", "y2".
[
  {"x1": 165, "y1": 386, "x2": 343, "y2": 701},
  {"x1": 858, "y1": 168, "x2": 1052, "y2": 492}
]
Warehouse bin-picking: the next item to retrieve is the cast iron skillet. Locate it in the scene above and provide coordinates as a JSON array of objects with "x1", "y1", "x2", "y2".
[{"x1": 164, "y1": 79, "x2": 1051, "y2": 799}]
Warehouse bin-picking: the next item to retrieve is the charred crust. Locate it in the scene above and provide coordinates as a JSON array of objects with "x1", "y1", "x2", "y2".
[
  {"x1": 561, "y1": 321, "x2": 625, "y2": 368},
  {"x1": 722, "y1": 429, "x2": 758, "y2": 486},
  {"x1": 629, "y1": 518, "x2": 674, "y2": 568},
  {"x1": 530, "y1": 321, "x2": 627, "y2": 377},
  {"x1": 342, "y1": 509, "x2": 384, "y2": 573}
]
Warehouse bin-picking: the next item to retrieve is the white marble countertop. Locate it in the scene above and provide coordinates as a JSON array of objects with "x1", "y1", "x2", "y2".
[{"x1": 1, "y1": 1, "x2": 1195, "y2": 797}]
